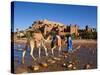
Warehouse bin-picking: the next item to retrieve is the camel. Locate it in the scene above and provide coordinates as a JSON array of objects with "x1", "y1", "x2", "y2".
[
  {"x1": 50, "y1": 34, "x2": 62, "y2": 56},
  {"x1": 22, "y1": 31, "x2": 50, "y2": 64}
]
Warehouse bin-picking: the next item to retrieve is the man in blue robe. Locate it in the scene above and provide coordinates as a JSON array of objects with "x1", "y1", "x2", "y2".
[{"x1": 67, "y1": 35, "x2": 72, "y2": 52}]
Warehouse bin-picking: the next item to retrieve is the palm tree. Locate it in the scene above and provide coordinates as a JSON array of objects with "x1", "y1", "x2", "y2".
[
  {"x1": 16, "y1": 28, "x2": 20, "y2": 39},
  {"x1": 29, "y1": 26, "x2": 32, "y2": 29},
  {"x1": 16, "y1": 28, "x2": 19, "y2": 33}
]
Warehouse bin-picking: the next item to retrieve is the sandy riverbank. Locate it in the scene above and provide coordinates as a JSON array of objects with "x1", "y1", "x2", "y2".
[
  {"x1": 13, "y1": 38, "x2": 97, "y2": 44},
  {"x1": 13, "y1": 41, "x2": 97, "y2": 74},
  {"x1": 73, "y1": 39, "x2": 97, "y2": 44}
]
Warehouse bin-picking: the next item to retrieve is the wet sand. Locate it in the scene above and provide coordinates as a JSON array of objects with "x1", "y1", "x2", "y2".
[{"x1": 13, "y1": 40, "x2": 97, "y2": 74}]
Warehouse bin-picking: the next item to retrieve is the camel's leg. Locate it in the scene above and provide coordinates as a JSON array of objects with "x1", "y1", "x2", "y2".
[
  {"x1": 30, "y1": 45, "x2": 36, "y2": 60},
  {"x1": 43, "y1": 45, "x2": 48, "y2": 56},
  {"x1": 58, "y1": 46, "x2": 61, "y2": 56},
  {"x1": 41, "y1": 41, "x2": 48, "y2": 56},
  {"x1": 39, "y1": 47, "x2": 41, "y2": 58},
  {"x1": 38, "y1": 43, "x2": 41, "y2": 58},
  {"x1": 22, "y1": 50, "x2": 26, "y2": 64},
  {"x1": 51, "y1": 46, "x2": 56, "y2": 56}
]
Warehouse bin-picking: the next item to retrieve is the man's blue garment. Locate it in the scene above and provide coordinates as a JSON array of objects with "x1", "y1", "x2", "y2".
[{"x1": 67, "y1": 37, "x2": 72, "y2": 52}]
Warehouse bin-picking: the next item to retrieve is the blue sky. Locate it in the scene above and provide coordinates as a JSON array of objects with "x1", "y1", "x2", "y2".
[{"x1": 12, "y1": 1, "x2": 97, "y2": 32}]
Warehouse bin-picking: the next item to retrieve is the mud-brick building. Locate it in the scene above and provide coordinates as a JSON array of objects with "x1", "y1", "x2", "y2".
[
  {"x1": 85, "y1": 25, "x2": 96, "y2": 32},
  {"x1": 78, "y1": 25, "x2": 96, "y2": 34},
  {"x1": 63, "y1": 24, "x2": 79, "y2": 36},
  {"x1": 30, "y1": 19, "x2": 79, "y2": 37},
  {"x1": 31, "y1": 19, "x2": 64, "y2": 34}
]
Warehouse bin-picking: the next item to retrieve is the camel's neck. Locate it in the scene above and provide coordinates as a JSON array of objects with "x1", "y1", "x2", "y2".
[{"x1": 45, "y1": 35, "x2": 51, "y2": 41}]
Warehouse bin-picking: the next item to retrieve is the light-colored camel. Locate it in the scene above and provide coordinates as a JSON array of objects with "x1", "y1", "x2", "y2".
[
  {"x1": 51, "y1": 35, "x2": 62, "y2": 56},
  {"x1": 22, "y1": 32, "x2": 50, "y2": 64}
]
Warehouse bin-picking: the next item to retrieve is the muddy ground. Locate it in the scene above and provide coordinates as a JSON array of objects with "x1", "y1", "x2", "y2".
[{"x1": 13, "y1": 40, "x2": 97, "y2": 74}]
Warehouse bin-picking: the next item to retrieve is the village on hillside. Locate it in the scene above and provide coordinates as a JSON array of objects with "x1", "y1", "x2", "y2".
[{"x1": 13, "y1": 19, "x2": 97, "y2": 42}]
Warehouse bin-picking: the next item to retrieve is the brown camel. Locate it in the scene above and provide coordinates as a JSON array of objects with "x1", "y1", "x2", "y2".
[{"x1": 22, "y1": 31, "x2": 50, "y2": 64}]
